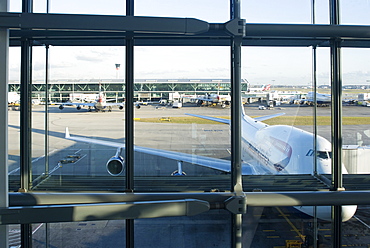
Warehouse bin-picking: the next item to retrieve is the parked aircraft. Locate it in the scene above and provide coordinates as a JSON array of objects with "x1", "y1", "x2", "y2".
[
  {"x1": 305, "y1": 91, "x2": 331, "y2": 106},
  {"x1": 247, "y1": 84, "x2": 271, "y2": 92},
  {"x1": 64, "y1": 107, "x2": 357, "y2": 221},
  {"x1": 58, "y1": 92, "x2": 124, "y2": 112},
  {"x1": 193, "y1": 93, "x2": 231, "y2": 108},
  {"x1": 8, "y1": 92, "x2": 20, "y2": 105},
  {"x1": 243, "y1": 79, "x2": 271, "y2": 92},
  {"x1": 294, "y1": 91, "x2": 331, "y2": 106}
]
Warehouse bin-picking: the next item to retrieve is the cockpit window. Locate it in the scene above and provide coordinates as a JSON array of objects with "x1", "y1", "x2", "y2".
[
  {"x1": 317, "y1": 151, "x2": 330, "y2": 159},
  {"x1": 306, "y1": 149, "x2": 332, "y2": 159}
]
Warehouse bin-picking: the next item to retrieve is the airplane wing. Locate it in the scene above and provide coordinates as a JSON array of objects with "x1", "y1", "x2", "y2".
[
  {"x1": 60, "y1": 102, "x2": 96, "y2": 107},
  {"x1": 197, "y1": 98, "x2": 213, "y2": 102},
  {"x1": 254, "y1": 113, "x2": 285, "y2": 122},
  {"x1": 105, "y1": 102, "x2": 124, "y2": 107},
  {"x1": 185, "y1": 113, "x2": 230, "y2": 124},
  {"x1": 65, "y1": 128, "x2": 257, "y2": 175},
  {"x1": 185, "y1": 113, "x2": 285, "y2": 124}
]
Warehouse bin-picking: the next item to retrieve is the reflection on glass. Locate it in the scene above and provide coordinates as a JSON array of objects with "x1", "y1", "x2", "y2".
[
  {"x1": 243, "y1": 206, "x2": 333, "y2": 247},
  {"x1": 136, "y1": 213, "x2": 230, "y2": 247},
  {"x1": 32, "y1": 221, "x2": 125, "y2": 246}
]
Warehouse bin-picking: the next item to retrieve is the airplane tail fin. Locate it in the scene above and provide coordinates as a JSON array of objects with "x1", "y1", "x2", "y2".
[
  {"x1": 241, "y1": 99, "x2": 246, "y2": 117},
  {"x1": 65, "y1": 127, "x2": 70, "y2": 138}
]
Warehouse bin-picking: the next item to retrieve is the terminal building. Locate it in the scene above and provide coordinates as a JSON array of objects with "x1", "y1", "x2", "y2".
[
  {"x1": 8, "y1": 79, "x2": 247, "y2": 102},
  {"x1": 2, "y1": 1, "x2": 370, "y2": 248}
]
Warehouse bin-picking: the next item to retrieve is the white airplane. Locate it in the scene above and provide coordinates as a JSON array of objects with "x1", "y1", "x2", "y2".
[
  {"x1": 298, "y1": 91, "x2": 331, "y2": 106},
  {"x1": 193, "y1": 93, "x2": 231, "y2": 108},
  {"x1": 59, "y1": 92, "x2": 124, "y2": 112},
  {"x1": 64, "y1": 107, "x2": 357, "y2": 221},
  {"x1": 247, "y1": 84, "x2": 271, "y2": 92},
  {"x1": 242, "y1": 78, "x2": 271, "y2": 92},
  {"x1": 8, "y1": 92, "x2": 20, "y2": 105}
]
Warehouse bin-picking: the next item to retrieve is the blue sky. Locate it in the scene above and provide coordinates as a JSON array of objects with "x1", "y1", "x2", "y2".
[{"x1": 7, "y1": 0, "x2": 370, "y2": 85}]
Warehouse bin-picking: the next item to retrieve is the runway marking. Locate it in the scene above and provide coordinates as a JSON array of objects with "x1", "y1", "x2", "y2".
[
  {"x1": 8, "y1": 223, "x2": 44, "y2": 248},
  {"x1": 9, "y1": 149, "x2": 86, "y2": 175},
  {"x1": 70, "y1": 154, "x2": 87, "y2": 165},
  {"x1": 49, "y1": 164, "x2": 61, "y2": 174},
  {"x1": 32, "y1": 223, "x2": 44, "y2": 234},
  {"x1": 8, "y1": 149, "x2": 59, "y2": 175},
  {"x1": 8, "y1": 167, "x2": 20, "y2": 175},
  {"x1": 276, "y1": 207, "x2": 305, "y2": 242},
  {"x1": 48, "y1": 153, "x2": 86, "y2": 174},
  {"x1": 354, "y1": 215, "x2": 370, "y2": 229}
]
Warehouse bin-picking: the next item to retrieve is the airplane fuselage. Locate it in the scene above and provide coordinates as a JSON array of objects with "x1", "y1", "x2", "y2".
[
  {"x1": 241, "y1": 114, "x2": 334, "y2": 175},
  {"x1": 240, "y1": 113, "x2": 356, "y2": 221}
]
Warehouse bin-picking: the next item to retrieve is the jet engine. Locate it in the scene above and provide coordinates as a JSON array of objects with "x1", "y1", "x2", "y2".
[
  {"x1": 170, "y1": 161, "x2": 186, "y2": 176},
  {"x1": 59, "y1": 105, "x2": 64, "y2": 110},
  {"x1": 119, "y1": 105, "x2": 124, "y2": 110},
  {"x1": 76, "y1": 105, "x2": 81, "y2": 110},
  {"x1": 106, "y1": 155, "x2": 125, "y2": 176}
]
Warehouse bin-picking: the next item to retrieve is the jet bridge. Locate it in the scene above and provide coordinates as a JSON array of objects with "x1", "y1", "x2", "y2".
[{"x1": 343, "y1": 145, "x2": 370, "y2": 174}]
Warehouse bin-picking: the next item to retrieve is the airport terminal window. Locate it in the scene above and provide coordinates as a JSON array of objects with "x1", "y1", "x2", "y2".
[{"x1": 3, "y1": 0, "x2": 370, "y2": 247}]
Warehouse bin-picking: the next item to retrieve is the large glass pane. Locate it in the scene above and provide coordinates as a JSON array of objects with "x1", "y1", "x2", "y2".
[
  {"x1": 134, "y1": 46, "x2": 231, "y2": 180},
  {"x1": 135, "y1": 0, "x2": 229, "y2": 22},
  {"x1": 9, "y1": 0, "x2": 21, "y2": 12},
  {"x1": 342, "y1": 48, "x2": 370, "y2": 175},
  {"x1": 8, "y1": 47, "x2": 21, "y2": 191},
  {"x1": 313, "y1": 47, "x2": 332, "y2": 182},
  {"x1": 48, "y1": 0, "x2": 125, "y2": 15},
  {"x1": 37, "y1": 46, "x2": 126, "y2": 189},
  {"x1": 31, "y1": 47, "x2": 47, "y2": 181},
  {"x1": 341, "y1": 0, "x2": 370, "y2": 25},
  {"x1": 313, "y1": 0, "x2": 330, "y2": 24},
  {"x1": 241, "y1": 47, "x2": 325, "y2": 176},
  {"x1": 242, "y1": 0, "x2": 312, "y2": 24},
  {"x1": 133, "y1": 46, "x2": 232, "y2": 244}
]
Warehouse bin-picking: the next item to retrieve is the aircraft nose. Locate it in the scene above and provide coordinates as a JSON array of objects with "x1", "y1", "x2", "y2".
[
  {"x1": 317, "y1": 159, "x2": 331, "y2": 174},
  {"x1": 342, "y1": 205, "x2": 357, "y2": 222}
]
